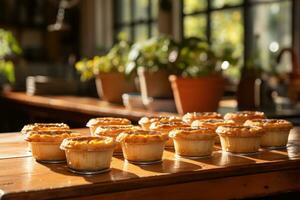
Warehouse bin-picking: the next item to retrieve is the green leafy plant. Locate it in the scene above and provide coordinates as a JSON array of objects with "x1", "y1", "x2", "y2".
[
  {"x1": 75, "y1": 38, "x2": 131, "y2": 81},
  {"x1": 169, "y1": 37, "x2": 216, "y2": 77},
  {"x1": 125, "y1": 35, "x2": 176, "y2": 75},
  {"x1": 0, "y1": 29, "x2": 22, "y2": 83}
]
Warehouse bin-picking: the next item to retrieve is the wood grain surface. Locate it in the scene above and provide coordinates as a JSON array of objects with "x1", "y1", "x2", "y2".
[{"x1": 0, "y1": 128, "x2": 300, "y2": 199}]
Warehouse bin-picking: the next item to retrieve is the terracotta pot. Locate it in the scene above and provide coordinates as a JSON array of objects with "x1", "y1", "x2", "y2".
[
  {"x1": 95, "y1": 72, "x2": 137, "y2": 104},
  {"x1": 169, "y1": 75, "x2": 225, "y2": 114},
  {"x1": 138, "y1": 68, "x2": 173, "y2": 99}
]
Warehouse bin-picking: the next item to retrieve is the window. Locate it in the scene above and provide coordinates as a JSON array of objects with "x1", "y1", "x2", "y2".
[
  {"x1": 113, "y1": 0, "x2": 159, "y2": 42},
  {"x1": 182, "y1": 0, "x2": 293, "y2": 80}
]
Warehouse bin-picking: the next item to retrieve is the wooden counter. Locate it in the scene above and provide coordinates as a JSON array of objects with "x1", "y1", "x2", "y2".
[{"x1": 1, "y1": 128, "x2": 300, "y2": 199}]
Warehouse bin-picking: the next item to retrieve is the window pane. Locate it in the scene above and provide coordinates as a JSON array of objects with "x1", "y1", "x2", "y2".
[
  {"x1": 134, "y1": 0, "x2": 149, "y2": 21},
  {"x1": 212, "y1": 0, "x2": 243, "y2": 8},
  {"x1": 211, "y1": 9, "x2": 244, "y2": 79},
  {"x1": 184, "y1": 15, "x2": 206, "y2": 39},
  {"x1": 184, "y1": 0, "x2": 207, "y2": 14},
  {"x1": 115, "y1": 0, "x2": 131, "y2": 23},
  {"x1": 134, "y1": 24, "x2": 149, "y2": 42},
  {"x1": 252, "y1": 2, "x2": 292, "y2": 73},
  {"x1": 151, "y1": 0, "x2": 159, "y2": 19}
]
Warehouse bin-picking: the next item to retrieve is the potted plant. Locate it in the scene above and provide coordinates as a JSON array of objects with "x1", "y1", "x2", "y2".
[
  {"x1": 126, "y1": 36, "x2": 176, "y2": 100},
  {"x1": 75, "y1": 39, "x2": 136, "y2": 104},
  {"x1": 168, "y1": 37, "x2": 227, "y2": 114},
  {"x1": 0, "y1": 29, "x2": 22, "y2": 91}
]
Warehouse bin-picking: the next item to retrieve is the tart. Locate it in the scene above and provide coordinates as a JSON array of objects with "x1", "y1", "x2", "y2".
[
  {"x1": 25, "y1": 130, "x2": 78, "y2": 162},
  {"x1": 244, "y1": 119, "x2": 293, "y2": 147},
  {"x1": 86, "y1": 117, "x2": 131, "y2": 135},
  {"x1": 60, "y1": 136, "x2": 115, "y2": 172},
  {"x1": 116, "y1": 130, "x2": 168, "y2": 163},
  {"x1": 169, "y1": 127, "x2": 216, "y2": 157},
  {"x1": 138, "y1": 116, "x2": 182, "y2": 130},
  {"x1": 191, "y1": 119, "x2": 237, "y2": 143},
  {"x1": 149, "y1": 121, "x2": 189, "y2": 147},
  {"x1": 224, "y1": 111, "x2": 266, "y2": 124},
  {"x1": 21, "y1": 123, "x2": 70, "y2": 134},
  {"x1": 182, "y1": 112, "x2": 222, "y2": 124},
  {"x1": 94, "y1": 125, "x2": 139, "y2": 153},
  {"x1": 216, "y1": 125, "x2": 265, "y2": 153}
]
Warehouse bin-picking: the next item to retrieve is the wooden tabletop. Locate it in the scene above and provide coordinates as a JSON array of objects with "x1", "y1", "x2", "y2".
[
  {"x1": 1, "y1": 128, "x2": 300, "y2": 199},
  {"x1": 0, "y1": 92, "x2": 174, "y2": 122}
]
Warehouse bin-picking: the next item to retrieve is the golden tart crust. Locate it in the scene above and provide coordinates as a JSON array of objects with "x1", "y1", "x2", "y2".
[
  {"x1": 182, "y1": 112, "x2": 222, "y2": 124},
  {"x1": 149, "y1": 121, "x2": 189, "y2": 132},
  {"x1": 191, "y1": 119, "x2": 236, "y2": 130},
  {"x1": 216, "y1": 125, "x2": 264, "y2": 137},
  {"x1": 25, "y1": 130, "x2": 78, "y2": 142},
  {"x1": 224, "y1": 111, "x2": 266, "y2": 124},
  {"x1": 94, "y1": 125, "x2": 139, "y2": 137},
  {"x1": 169, "y1": 128, "x2": 216, "y2": 140},
  {"x1": 116, "y1": 130, "x2": 169, "y2": 144},
  {"x1": 61, "y1": 136, "x2": 115, "y2": 151},
  {"x1": 86, "y1": 117, "x2": 131, "y2": 127},
  {"x1": 138, "y1": 116, "x2": 182, "y2": 129},
  {"x1": 244, "y1": 119, "x2": 293, "y2": 131},
  {"x1": 21, "y1": 123, "x2": 69, "y2": 134}
]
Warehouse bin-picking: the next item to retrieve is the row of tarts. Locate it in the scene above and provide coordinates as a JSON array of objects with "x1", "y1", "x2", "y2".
[{"x1": 21, "y1": 111, "x2": 293, "y2": 174}]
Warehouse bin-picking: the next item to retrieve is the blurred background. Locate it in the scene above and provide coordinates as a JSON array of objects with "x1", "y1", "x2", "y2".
[{"x1": 0, "y1": 0, "x2": 300, "y2": 131}]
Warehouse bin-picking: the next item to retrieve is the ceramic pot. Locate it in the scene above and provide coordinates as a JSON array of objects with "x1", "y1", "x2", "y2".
[{"x1": 169, "y1": 74, "x2": 224, "y2": 114}]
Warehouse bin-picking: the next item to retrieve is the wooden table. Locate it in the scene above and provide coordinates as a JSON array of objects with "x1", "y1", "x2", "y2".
[{"x1": 1, "y1": 129, "x2": 300, "y2": 199}]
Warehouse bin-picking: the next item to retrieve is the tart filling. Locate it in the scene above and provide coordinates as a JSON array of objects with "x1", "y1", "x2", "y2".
[
  {"x1": 21, "y1": 123, "x2": 69, "y2": 134},
  {"x1": 61, "y1": 136, "x2": 115, "y2": 151},
  {"x1": 244, "y1": 119, "x2": 293, "y2": 131},
  {"x1": 182, "y1": 112, "x2": 222, "y2": 124},
  {"x1": 86, "y1": 117, "x2": 131, "y2": 127},
  {"x1": 116, "y1": 130, "x2": 168, "y2": 144},
  {"x1": 169, "y1": 127, "x2": 216, "y2": 140},
  {"x1": 216, "y1": 125, "x2": 264, "y2": 137},
  {"x1": 138, "y1": 116, "x2": 182, "y2": 130},
  {"x1": 25, "y1": 130, "x2": 78, "y2": 142},
  {"x1": 224, "y1": 111, "x2": 266, "y2": 124},
  {"x1": 86, "y1": 117, "x2": 131, "y2": 135},
  {"x1": 191, "y1": 119, "x2": 236, "y2": 130}
]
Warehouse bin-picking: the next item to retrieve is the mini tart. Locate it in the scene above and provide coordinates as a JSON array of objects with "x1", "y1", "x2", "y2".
[
  {"x1": 149, "y1": 121, "x2": 189, "y2": 147},
  {"x1": 191, "y1": 119, "x2": 237, "y2": 143},
  {"x1": 216, "y1": 125, "x2": 264, "y2": 153},
  {"x1": 244, "y1": 119, "x2": 293, "y2": 147},
  {"x1": 224, "y1": 111, "x2": 266, "y2": 124},
  {"x1": 86, "y1": 117, "x2": 131, "y2": 135},
  {"x1": 60, "y1": 136, "x2": 115, "y2": 171},
  {"x1": 116, "y1": 130, "x2": 168, "y2": 162},
  {"x1": 138, "y1": 116, "x2": 182, "y2": 130},
  {"x1": 21, "y1": 123, "x2": 69, "y2": 134},
  {"x1": 93, "y1": 125, "x2": 139, "y2": 153},
  {"x1": 169, "y1": 128, "x2": 216, "y2": 157},
  {"x1": 182, "y1": 112, "x2": 222, "y2": 124},
  {"x1": 25, "y1": 130, "x2": 78, "y2": 161}
]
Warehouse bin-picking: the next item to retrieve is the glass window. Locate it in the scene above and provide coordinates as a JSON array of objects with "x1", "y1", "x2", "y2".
[
  {"x1": 212, "y1": 0, "x2": 243, "y2": 8},
  {"x1": 252, "y1": 1, "x2": 292, "y2": 73},
  {"x1": 184, "y1": 0, "x2": 207, "y2": 14},
  {"x1": 114, "y1": 0, "x2": 158, "y2": 42},
  {"x1": 182, "y1": 0, "x2": 293, "y2": 81},
  {"x1": 184, "y1": 15, "x2": 207, "y2": 39}
]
